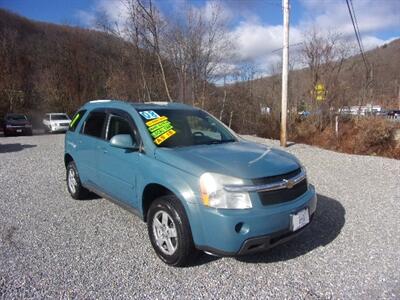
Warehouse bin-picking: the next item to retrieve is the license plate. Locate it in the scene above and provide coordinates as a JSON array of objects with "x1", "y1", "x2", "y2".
[
  {"x1": 290, "y1": 208, "x2": 309, "y2": 231},
  {"x1": 16, "y1": 129, "x2": 22, "y2": 133}
]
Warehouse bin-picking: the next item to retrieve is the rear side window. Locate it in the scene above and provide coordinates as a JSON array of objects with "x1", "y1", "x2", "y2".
[
  {"x1": 69, "y1": 110, "x2": 86, "y2": 132},
  {"x1": 82, "y1": 111, "x2": 106, "y2": 138}
]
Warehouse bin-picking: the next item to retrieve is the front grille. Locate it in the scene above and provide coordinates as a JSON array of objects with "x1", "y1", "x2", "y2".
[
  {"x1": 253, "y1": 168, "x2": 308, "y2": 206},
  {"x1": 252, "y1": 168, "x2": 301, "y2": 185},
  {"x1": 60, "y1": 123, "x2": 69, "y2": 126}
]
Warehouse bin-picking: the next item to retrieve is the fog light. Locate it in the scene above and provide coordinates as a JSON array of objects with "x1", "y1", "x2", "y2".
[{"x1": 235, "y1": 222, "x2": 249, "y2": 234}]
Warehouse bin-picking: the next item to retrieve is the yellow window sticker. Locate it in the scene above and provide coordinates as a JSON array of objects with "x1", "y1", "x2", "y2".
[
  {"x1": 154, "y1": 129, "x2": 176, "y2": 145},
  {"x1": 146, "y1": 116, "x2": 167, "y2": 127},
  {"x1": 144, "y1": 115, "x2": 176, "y2": 145}
]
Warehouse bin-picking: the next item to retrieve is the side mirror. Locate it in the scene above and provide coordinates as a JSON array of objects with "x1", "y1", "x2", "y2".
[{"x1": 110, "y1": 134, "x2": 138, "y2": 151}]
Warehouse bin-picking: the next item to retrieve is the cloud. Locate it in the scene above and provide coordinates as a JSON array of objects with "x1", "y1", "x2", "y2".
[
  {"x1": 76, "y1": 0, "x2": 129, "y2": 29},
  {"x1": 299, "y1": 0, "x2": 400, "y2": 36},
  {"x1": 231, "y1": 21, "x2": 302, "y2": 62},
  {"x1": 228, "y1": 0, "x2": 399, "y2": 72},
  {"x1": 76, "y1": 0, "x2": 399, "y2": 74},
  {"x1": 75, "y1": 10, "x2": 97, "y2": 27}
]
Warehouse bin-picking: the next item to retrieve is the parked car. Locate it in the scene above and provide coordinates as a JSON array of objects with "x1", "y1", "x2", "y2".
[
  {"x1": 43, "y1": 113, "x2": 71, "y2": 133},
  {"x1": 3, "y1": 113, "x2": 33, "y2": 136},
  {"x1": 387, "y1": 110, "x2": 400, "y2": 119},
  {"x1": 64, "y1": 100, "x2": 317, "y2": 266}
]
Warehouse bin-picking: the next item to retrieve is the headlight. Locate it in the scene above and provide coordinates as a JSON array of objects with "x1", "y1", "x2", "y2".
[
  {"x1": 300, "y1": 165, "x2": 307, "y2": 176},
  {"x1": 199, "y1": 173, "x2": 252, "y2": 209}
]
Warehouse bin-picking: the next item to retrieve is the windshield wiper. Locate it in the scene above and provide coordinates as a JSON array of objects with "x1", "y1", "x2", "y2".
[{"x1": 205, "y1": 139, "x2": 236, "y2": 145}]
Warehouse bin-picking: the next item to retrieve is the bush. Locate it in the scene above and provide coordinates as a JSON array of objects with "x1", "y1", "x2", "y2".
[
  {"x1": 290, "y1": 116, "x2": 399, "y2": 159},
  {"x1": 354, "y1": 118, "x2": 396, "y2": 155}
]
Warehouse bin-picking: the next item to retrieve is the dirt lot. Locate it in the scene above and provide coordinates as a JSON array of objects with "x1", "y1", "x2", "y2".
[{"x1": 0, "y1": 133, "x2": 399, "y2": 299}]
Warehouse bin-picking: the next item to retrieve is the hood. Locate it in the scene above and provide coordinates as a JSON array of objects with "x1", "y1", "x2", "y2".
[
  {"x1": 50, "y1": 119, "x2": 71, "y2": 124},
  {"x1": 155, "y1": 141, "x2": 300, "y2": 179}
]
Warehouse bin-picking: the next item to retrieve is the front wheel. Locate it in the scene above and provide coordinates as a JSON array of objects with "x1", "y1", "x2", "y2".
[
  {"x1": 66, "y1": 161, "x2": 89, "y2": 200},
  {"x1": 147, "y1": 196, "x2": 197, "y2": 267}
]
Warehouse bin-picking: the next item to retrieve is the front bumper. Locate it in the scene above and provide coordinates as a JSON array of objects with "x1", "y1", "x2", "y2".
[
  {"x1": 50, "y1": 125, "x2": 69, "y2": 132},
  {"x1": 4, "y1": 127, "x2": 32, "y2": 135},
  {"x1": 195, "y1": 184, "x2": 317, "y2": 256}
]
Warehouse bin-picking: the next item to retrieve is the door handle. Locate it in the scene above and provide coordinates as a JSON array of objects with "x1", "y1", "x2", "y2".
[{"x1": 97, "y1": 145, "x2": 108, "y2": 154}]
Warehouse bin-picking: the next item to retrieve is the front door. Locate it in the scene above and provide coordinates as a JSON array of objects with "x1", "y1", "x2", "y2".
[
  {"x1": 97, "y1": 112, "x2": 140, "y2": 208},
  {"x1": 75, "y1": 110, "x2": 107, "y2": 187}
]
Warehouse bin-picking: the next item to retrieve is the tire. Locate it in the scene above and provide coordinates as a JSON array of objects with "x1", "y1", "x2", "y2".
[
  {"x1": 66, "y1": 161, "x2": 89, "y2": 200},
  {"x1": 147, "y1": 195, "x2": 197, "y2": 267}
]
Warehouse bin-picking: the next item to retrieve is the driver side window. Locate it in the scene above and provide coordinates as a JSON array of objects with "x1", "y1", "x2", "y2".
[{"x1": 106, "y1": 115, "x2": 136, "y2": 143}]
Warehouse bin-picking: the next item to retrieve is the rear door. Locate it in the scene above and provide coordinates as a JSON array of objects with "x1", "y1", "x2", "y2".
[
  {"x1": 96, "y1": 110, "x2": 141, "y2": 208},
  {"x1": 75, "y1": 110, "x2": 107, "y2": 187}
]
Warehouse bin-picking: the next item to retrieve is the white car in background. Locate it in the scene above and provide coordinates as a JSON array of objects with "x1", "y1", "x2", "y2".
[{"x1": 43, "y1": 113, "x2": 71, "y2": 133}]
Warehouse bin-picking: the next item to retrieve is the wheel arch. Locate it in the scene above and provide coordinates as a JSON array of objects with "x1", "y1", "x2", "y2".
[
  {"x1": 142, "y1": 183, "x2": 176, "y2": 222},
  {"x1": 141, "y1": 182, "x2": 196, "y2": 223},
  {"x1": 64, "y1": 153, "x2": 74, "y2": 168}
]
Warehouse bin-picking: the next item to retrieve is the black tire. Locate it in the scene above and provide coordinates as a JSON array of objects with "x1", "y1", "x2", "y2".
[
  {"x1": 3, "y1": 129, "x2": 8, "y2": 137},
  {"x1": 66, "y1": 161, "x2": 89, "y2": 200},
  {"x1": 147, "y1": 195, "x2": 197, "y2": 267}
]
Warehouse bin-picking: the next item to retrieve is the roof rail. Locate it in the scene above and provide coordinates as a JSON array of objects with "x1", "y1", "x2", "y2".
[
  {"x1": 89, "y1": 100, "x2": 112, "y2": 103},
  {"x1": 144, "y1": 101, "x2": 170, "y2": 105}
]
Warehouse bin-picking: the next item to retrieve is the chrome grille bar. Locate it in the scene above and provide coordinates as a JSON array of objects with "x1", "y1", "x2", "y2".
[{"x1": 224, "y1": 169, "x2": 306, "y2": 193}]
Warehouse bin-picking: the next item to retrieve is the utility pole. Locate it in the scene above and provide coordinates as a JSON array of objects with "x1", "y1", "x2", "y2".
[
  {"x1": 398, "y1": 83, "x2": 400, "y2": 110},
  {"x1": 280, "y1": 0, "x2": 290, "y2": 147}
]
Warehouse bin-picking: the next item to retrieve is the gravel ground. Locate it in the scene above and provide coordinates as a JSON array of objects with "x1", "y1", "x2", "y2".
[{"x1": 0, "y1": 133, "x2": 399, "y2": 299}]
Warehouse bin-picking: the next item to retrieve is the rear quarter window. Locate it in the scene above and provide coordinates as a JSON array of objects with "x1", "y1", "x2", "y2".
[{"x1": 68, "y1": 110, "x2": 86, "y2": 132}]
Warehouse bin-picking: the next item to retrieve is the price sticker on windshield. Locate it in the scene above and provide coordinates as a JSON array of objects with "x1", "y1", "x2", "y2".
[
  {"x1": 139, "y1": 110, "x2": 160, "y2": 120},
  {"x1": 143, "y1": 115, "x2": 176, "y2": 145}
]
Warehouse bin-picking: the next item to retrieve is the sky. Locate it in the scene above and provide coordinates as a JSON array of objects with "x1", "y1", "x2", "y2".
[{"x1": 1, "y1": 0, "x2": 399, "y2": 74}]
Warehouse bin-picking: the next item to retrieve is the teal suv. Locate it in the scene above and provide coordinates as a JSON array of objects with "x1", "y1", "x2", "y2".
[{"x1": 64, "y1": 100, "x2": 317, "y2": 266}]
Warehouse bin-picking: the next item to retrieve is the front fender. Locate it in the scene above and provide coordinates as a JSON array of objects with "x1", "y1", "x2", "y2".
[{"x1": 137, "y1": 155, "x2": 207, "y2": 246}]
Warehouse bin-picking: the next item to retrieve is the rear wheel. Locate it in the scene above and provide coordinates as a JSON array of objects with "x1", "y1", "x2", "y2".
[
  {"x1": 147, "y1": 195, "x2": 197, "y2": 267},
  {"x1": 66, "y1": 161, "x2": 89, "y2": 200}
]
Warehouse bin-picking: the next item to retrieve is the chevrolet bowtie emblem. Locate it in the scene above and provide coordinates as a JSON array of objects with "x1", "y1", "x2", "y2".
[{"x1": 284, "y1": 179, "x2": 295, "y2": 189}]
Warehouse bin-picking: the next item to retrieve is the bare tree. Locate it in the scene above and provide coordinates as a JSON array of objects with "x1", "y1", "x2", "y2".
[
  {"x1": 163, "y1": 2, "x2": 232, "y2": 106},
  {"x1": 0, "y1": 29, "x2": 24, "y2": 112},
  {"x1": 130, "y1": 0, "x2": 173, "y2": 102},
  {"x1": 301, "y1": 29, "x2": 353, "y2": 128}
]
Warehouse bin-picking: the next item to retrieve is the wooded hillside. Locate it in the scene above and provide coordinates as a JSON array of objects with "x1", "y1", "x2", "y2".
[
  {"x1": 0, "y1": 9, "x2": 174, "y2": 116},
  {"x1": 0, "y1": 8, "x2": 399, "y2": 135}
]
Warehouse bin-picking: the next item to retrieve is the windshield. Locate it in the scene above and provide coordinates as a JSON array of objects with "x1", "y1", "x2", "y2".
[
  {"x1": 51, "y1": 114, "x2": 69, "y2": 120},
  {"x1": 7, "y1": 115, "x2": 27, "y2": 121},
  {"x1": 137, "y1": 109, "x2": 237, "y2": 148}
]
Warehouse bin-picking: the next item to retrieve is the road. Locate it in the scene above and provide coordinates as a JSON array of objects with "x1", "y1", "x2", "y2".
[{"x1": 0, "y1": 133, "x2": 399, "y2": 299}]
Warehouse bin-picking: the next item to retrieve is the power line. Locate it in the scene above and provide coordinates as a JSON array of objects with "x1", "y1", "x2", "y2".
[
  {"x1": 349, "y1": 0, "x2": 365, "y2": 53},
  {"x1": 345, "y1": 0, "x2": 369, "y2": 72},
  {"x1": 272, "y1": 42, "x2": 302, "y2": 53}
]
